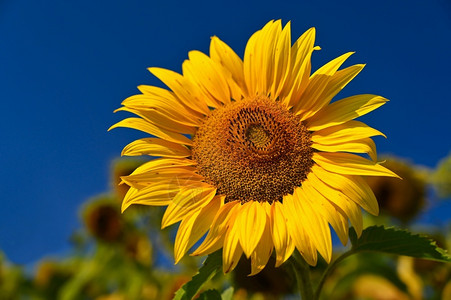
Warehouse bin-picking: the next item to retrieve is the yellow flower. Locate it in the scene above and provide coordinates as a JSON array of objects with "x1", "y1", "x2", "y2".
[{"x1": 110, "y1": 20, "x2": 398, "y2": 275}]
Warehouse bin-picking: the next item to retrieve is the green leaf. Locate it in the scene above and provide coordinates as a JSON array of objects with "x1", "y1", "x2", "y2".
[
  {"x1": 221, "y1": 287, "x2": 234, "y2": 300},
  {"x1": 197, "y1": 289, "x2": 222, "y2": 300},
  {"x1": 330, "y1": 253, "x2": 408, "y2": 295},
  {"x1": 349, "y1": 225, "x2": 451, "y2": 262},
  {"x1": 173, "y1": 250, "x2": 223, "y2": 300}
]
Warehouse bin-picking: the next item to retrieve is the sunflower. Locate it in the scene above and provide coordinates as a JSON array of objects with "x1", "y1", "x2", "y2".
[{"x1": 110, "y1": 20, "x2": 398, "y2": 275}]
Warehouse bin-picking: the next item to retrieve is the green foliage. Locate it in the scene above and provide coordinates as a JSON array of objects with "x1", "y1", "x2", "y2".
[
  {"x1": 0, "y1": 253, "x2": 29, "y2": 300},
  {"x1": 350, "y1": 225, "x2": 451, "y2": 262},
  {"x1": 329, "y1": 253, "x2": 408, "y2": 296},
  {"x1": 197, "y1": 289, "x2": 222, "y2": 300},
  {"x1": 173, "y1": 250, "x2": 223, "y2": 300},
  {"x1": 181, "y1": 286, "x2": 233, "y2": 300},
  {"x1": 220, "y1": 287, "x2": 234, "y2": 300}
]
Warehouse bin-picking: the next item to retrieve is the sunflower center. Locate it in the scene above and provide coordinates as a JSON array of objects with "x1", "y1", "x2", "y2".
[
  {"x1": 246, "y1": 124, "x2": 271, "y2": 148},
  {"x1": 192, "y1": 96, "x2": 314, "y2": 204}
]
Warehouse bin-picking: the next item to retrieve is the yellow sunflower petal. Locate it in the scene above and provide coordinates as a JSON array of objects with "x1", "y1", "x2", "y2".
[
  {"x1": 121, "y1": 184, "x2": 180, "y2": 212},
  {"x1": 250, "y1": 220, "x2": 274, "y2": 275},
  {"x1": 310, "y1": 165, "x2": 379, "y2": 216},
  {"x1": 192, "y1": 200, "x2": 239, "y2": 256},
  {"x1": 174, "y1": 210, "x2": 201, "y2": 263},
  {"x1": 237, "y1": 201, "x2": 267, "y2": 258},
  {"x1": 309, "y1": 165, "x2": 366, "y2": 236},
  {"x1": 307, "y1": 94, "x2": 388, "y2": 131},
  {"x1": 314, "y1": 187, "x2": 363, "y2": 237},
  {"x1": 210, "y1": 36, "x2": 247, "y2": 95},
  {"x1": 294, "y1": 187, "x2": 332, "y2": 263},
  {"x1": 302, "y1": 179, "x2": 349, "y2": 245},
  {"x1": 346, "y1": 175, "x2": 380, "y2": 216},
  {"x1": 223, "y1": 240, "x2": 243, "y2": 275},
  {"x1": 148, "y1": 67, "x2": 210, "y2": 114},
  {"x1": 202, "y1": 45, "x2": 246, "y2": 102},
  {"x1": 258, "y1": 20, "x2": 281, "y2": 95},
  {"x1": 282, "y1": 46, "x2": 318, "y2": 108},
  {"x1": 122, "y1": 158, "x2": 200, "y2": 187},
  {"x1": 283, "y1": 194, "x2": 318, "y2": 265},
  {"x1": 122, "y1": 92, "x2": 201, "y2": 126},
  {"x1": 312, "y1": 138, "x2": 378, "y2": 162},
  {"x1": 226, "y1": 74, "x2": 246, "y2": 101},
  {"x1": 174, "y1": 195, "x2": 222, "y2": 263},
  {"x1": 271, "y1": 21, "x2": 291, "y2": 99},
  {"x1": 313, "y1": 152, "x2": 400, "y2": 178},
  {"x1": 183, "y1": 51, "x2": 231, "y2": 106},
  {"x1": 271, "y1": 201, "x2": 294, "y2": 267},
  {"x1": 121, "y1": 138, "x2": 191, "y2": 158},
  {"x1": 294, "y1": 52, "x2": 354, "y2": 119},
  {"x1": 290, "y1": 27, "x2": 316, "y2": 71},
  {"x1": 131, "y1": 158, "x2": 195, "y2": 174},
  {"x1": 243, "y1": 28, "x2": 260, "y2": 97},
  {"x1": 281, "y1": 27, "x2": 316, "y2": 107},
  {"x1": 312, "y1": 120, "x2": 386, "y2": 143},
  {"x1": 121, "y1": 167, "x2": 201, "y2": 189},
  {"x1": 125, "y1": 167, "x2": 198, "y2": 180},
  {"x1": 223, "y1": 210, "x2": 243, "y2": 273},
  {"x1": 312, "y1": 63, "x2": 365, "y2": 111},
  {"x1": 244, "y1": 20, "x2": 280, "y2": 96},
  {"x1": 114, "y1": 106, "x2": 197, "y2": 135},
  {"x1": 289, "y1": 27, "x2": 316, "y2": 86},
  {"x1": 161, "y1": 186, "x2": 216, "y2": 228},
  {"x1": 109, "y1": 118, "x2": 193, "y2": 146},
  {"x1": 283, "y1": 236, "x2": 296, "y2": 266}
]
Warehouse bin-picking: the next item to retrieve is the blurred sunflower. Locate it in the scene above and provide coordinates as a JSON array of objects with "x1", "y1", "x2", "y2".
[
  {"x1": 110, "y1": 20, "x2": 398, "y2": 275},
  {"x1": 364, "y1": 158, "x2": 426, "y2": 223},
  {"x1": 82, "y1": 196, "x2": 123, "y2": 243}
]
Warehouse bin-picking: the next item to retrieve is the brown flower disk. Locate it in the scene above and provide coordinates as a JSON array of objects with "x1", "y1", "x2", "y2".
[{"x1": 192, "y1": 97, "x2": 313, "y2": 204}]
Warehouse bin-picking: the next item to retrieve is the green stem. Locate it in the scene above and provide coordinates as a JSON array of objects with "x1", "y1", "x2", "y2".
[
  {"x1": 290, "y1": 251, "x2": 314, "y2": 300},
  {"x1": 313, "y1": 250, "x2": 355, "y2": 300}
]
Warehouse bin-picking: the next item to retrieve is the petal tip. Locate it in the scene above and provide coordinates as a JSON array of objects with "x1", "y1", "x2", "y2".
[
  {"x1": 107, "y1": 123, "x2": 117, "y2": 132},
  {"x1": 121, "y1": 202, "x2": 130, "y2": 213}
]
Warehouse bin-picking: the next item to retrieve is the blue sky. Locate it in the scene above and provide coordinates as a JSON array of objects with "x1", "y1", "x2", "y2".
[{"x1": 1, "y1": 0, "x2": 450, "y2": 264}]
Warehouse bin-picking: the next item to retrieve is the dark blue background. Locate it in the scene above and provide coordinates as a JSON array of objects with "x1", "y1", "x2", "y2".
[{"x1": 1, "y1": 0, "x2": 450, "y2": 264}]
